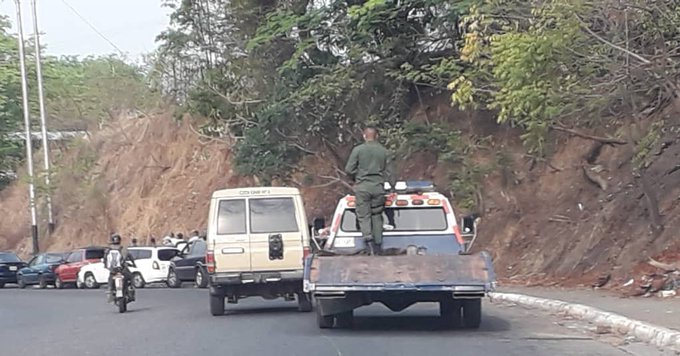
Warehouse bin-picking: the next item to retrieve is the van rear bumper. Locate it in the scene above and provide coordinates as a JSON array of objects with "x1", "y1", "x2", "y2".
[{"x1": 210, "y1": 270, "x2": 304, "y2": 285}]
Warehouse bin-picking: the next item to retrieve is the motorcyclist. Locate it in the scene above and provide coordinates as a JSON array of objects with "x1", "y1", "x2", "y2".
[{"x1": 102, "y1": 234, "x2": 136, "y2": 303}]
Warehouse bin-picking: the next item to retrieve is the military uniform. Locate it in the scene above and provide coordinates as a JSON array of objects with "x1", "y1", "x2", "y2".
[{"x1": 345, "y1": 141, "x2": 395, "y2": 248}]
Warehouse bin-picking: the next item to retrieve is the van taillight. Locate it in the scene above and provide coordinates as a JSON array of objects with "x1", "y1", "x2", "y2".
[{"x1": 206, "y1": 250, "x2": 215, "y2": 273}]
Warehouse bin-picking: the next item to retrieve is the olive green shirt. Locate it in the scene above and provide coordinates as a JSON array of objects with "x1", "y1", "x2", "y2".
[{"x1": 345, "y1": 141, "x2": 396, "y2": 188}]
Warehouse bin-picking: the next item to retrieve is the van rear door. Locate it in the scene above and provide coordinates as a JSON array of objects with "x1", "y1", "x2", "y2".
[
  {"x1": 248, "y1": 196, "x2": 304, "y2": 272},
  {"x1": 211, "y1": 198, "x2": 251, "y2": 272}
]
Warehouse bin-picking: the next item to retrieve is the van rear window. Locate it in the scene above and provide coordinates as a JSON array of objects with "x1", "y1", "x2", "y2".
[
  {"x1": 341, "y1": 207, "x2": 448, "y2": 232},
  {"x1": 249, "y1": 198, "x2": 299, "y2": 234},
  {"x1": 217, "y1": 199, "x2": 247, "y2": 234}
]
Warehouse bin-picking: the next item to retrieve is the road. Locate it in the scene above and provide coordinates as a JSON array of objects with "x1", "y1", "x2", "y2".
[{"x1": 0, "y1": 287, "x2": 650, "y2": 356}]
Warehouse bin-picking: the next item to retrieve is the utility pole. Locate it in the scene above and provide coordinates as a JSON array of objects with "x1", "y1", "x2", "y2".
[
  {"x1": 30, "y1": 0, "x2": 55, "y2": 233},
  {"x1": 14, "y1": 0, "x2": 40, "y2": 254}
]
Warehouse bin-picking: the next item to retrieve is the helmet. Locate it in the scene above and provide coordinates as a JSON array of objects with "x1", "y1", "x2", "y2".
[{"x1": 110, "y1": 234, "x2": 121, "y2": 245}]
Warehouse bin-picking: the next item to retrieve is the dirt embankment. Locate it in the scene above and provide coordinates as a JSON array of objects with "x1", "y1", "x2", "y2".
[
  {"x1": 1, "y1": 103, "x2": 679, "y2": 288},
  {"x1": 0, "y1": 115, "x2": 253, "y2": 254}
]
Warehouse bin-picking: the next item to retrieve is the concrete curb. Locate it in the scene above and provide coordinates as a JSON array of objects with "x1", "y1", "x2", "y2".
[{"x1": 489, "y1": 292, "x2": 680, "y2": 352}]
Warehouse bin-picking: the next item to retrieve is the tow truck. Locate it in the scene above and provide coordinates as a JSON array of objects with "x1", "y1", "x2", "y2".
[{"x1": 304, "y1": 181, "x2": 496, "y2": 329}]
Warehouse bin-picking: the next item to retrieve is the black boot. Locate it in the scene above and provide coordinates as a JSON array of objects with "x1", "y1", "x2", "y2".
[
  {"x1": 365, "y1": 240, "x2": 375, "y2": 256},
  {"x1": 373, "y1": 242, "x2": 382, "y2": 256}
]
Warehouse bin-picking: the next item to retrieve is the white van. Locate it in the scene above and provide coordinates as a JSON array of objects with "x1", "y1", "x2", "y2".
[{"x1": 206, "y1": 187, "x2": 312, "y2": 316}]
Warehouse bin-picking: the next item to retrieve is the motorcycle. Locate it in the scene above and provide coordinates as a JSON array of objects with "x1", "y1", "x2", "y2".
[{"x1": 112, "y1": 262, "x2": 136, "y2": 313}]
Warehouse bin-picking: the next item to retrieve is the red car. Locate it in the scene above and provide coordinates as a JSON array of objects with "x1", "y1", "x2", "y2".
[{"x1": 54, "y1": 247, "x2": 106, "y2": 289}]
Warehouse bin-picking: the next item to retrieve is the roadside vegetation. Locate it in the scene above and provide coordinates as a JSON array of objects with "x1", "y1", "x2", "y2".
[
  {"x1": 0, "y1": 16, "x2": 159, "y2": 189},
  {"x1": 152, "y1": 0, "x2": 680, "y2": 212}
]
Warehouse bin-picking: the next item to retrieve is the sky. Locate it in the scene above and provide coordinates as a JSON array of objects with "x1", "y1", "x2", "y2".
[{"x1": 0, "y1": 0, "x2": 171, "y2": 59}]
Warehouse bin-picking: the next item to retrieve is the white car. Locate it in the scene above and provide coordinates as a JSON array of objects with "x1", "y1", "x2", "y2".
[{"x1": 77, "y1": 246, "x2": 179, "y2": 289}]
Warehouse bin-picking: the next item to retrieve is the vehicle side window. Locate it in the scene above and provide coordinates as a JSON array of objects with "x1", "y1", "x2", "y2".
[
  {"x1": 217, "y1": 199, "x2": 246, "y2": 235},
  {"x1": 28, "y1": 256, "x2": 40, "y2": 267},
  {"x1": 157, "y1": 249, "x2": 178, "y2": 261},
  {"x1": 44, "y1": 254, "x2": 63, "y2": 264},
  {"x1": 249, "y1": 198, "x2": 299, "y2": 234},
  {"x1": 189, "y1": 240, "x2": 207, "y2": 257},
  {"x1": 85, "y1": 249, "x2": 105, "y2": 260},
  {"x1": 66, "y1": 252, "x2": 82, "y2": 263},
  {"x1": 130, "y1": 249, "x2": 152, "y2": 260}
]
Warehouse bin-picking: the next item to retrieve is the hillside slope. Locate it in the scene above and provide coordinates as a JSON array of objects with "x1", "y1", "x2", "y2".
[
  {"x1": 1, "y1": 106, "x2": 679, "y2": 288},
  {"x1": 0, "y1": 115, "x2": 253, "y2": 253}
]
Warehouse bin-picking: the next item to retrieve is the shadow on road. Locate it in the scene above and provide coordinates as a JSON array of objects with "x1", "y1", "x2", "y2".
[
  {"x1": 343, "y1": 315, "x2": 511, "y2": 333},
  {"x1": 123, "y1": 307, "x2": 152, "y2": 313},
  {"x1": 220, "y1": 305, "x2": 300, "y2": 316}
]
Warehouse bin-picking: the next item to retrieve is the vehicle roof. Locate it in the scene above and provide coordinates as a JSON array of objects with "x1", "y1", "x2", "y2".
[{"x1": 212, "y1": 187, "x2": 301, "y2": 199}]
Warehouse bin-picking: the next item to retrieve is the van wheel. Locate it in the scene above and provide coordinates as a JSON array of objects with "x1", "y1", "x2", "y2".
[
  {"x1": 297, "y1": 292, "x2": 312, "y2": 312},
  {"x1": 316, "y1": 308, "x2": 334, "y2": 329},
  {"x1": 167, "y1": 269, "x2": 181, "y2": 288},
  {"x1": 462, "y1": 299, "x2": 482, "y2": 329},
  {"x1": 132, "y1": 273, "x2": 146, "y2": 289},
  {"x1": 440, "y1": 299, "x2": 462, "y2": 328},
  {"x1": 210, "y1": 294, "x2": 225, "y2": 316},
  {"x1": 195, "y1": 268, "x2": 208, "y2": 288},
  {"x1": 335, "y1": 311, "x2": 353, "y2": 329}
]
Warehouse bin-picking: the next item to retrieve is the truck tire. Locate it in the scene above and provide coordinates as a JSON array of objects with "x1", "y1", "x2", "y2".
[
  {"x1": 167, "y1": 269, "x2": 181, "y2": 288},
  {"x1": 132, "y1": 273, "x2": 146, "y2": 289},
  {"x1": 462, "y1": 299, "x2": 482, "y2": 329},
  {"x1": 335, "y1": 311, "x2": 353, "y2": 329},
  {"x1": 210, "y1": 294, "x2": 225, "y2": 316},
  {"x1": 55, "y1": 276, "x2": 64, "y2": 289},
  {"x1": 440, "y1": 300, "x2": 462, "y2": 327},
  {"x1": 296, "y1": 292, "x2": 312, "y2": 312},
  {"x1": 17, "y1": 276, "x2": 26, "y2": 289},
  {"x1": 195, "y1": 267, "x2": 208, "y2": 289},
  {"x1": 316, "y1": 308, "x2": 334, "y2": 329},
  {"x1": 38, "y1": 276, "x2": 48, "y2": 289},
  {"x1": 84, "y1": 273, "x2": 100, "y2": 289}
]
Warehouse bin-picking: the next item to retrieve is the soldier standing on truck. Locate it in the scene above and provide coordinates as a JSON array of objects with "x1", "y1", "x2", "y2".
[{"x1": 345, "y1": 126, "x2": 396, "y2": 255}]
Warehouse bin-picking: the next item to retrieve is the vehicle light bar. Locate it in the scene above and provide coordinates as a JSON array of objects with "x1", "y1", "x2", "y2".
[
  {"x1": 385, "y1": 180, "x2": 435, "y2": 193},
  {"x1": 412, "y1": 199, "x2": 424, "y2": 205},
  {"x1": 396, "y1": 200, "x2": 409, "y2": 206},
  {"x1": 427, "y1": 199, "x2": 441, "y2": 205}
]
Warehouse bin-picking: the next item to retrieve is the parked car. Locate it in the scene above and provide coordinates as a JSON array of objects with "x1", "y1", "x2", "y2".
[
  {"x1": 54, "y1": 247, "x2": 106, "y2": 289},
  {"x1": 0, "y1": 252, "x2": 27, "y2": 288},
  {"x1": 77, "y1": 246, "x2": 180, "y2": 289},
  {"x1": 17, "y1": 253, "x2": 68, "y2": 289},
  {"x1": 167, "y1": 239, "x2": 208, "y2": 288}
]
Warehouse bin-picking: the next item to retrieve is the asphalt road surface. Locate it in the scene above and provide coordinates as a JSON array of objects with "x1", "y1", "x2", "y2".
[{"x1": 0, "y1": 287, "x2": 654, "y2": 356}]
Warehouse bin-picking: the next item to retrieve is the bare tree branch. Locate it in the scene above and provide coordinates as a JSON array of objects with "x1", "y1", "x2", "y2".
[
  {"x1": 551, "y1": 124, "x2": 627, "y2": 145},
  {"x1": 575, "y1": 14, "x2": 651, "y2": 65}
]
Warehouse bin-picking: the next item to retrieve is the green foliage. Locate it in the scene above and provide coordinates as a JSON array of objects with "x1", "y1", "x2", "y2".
[
  {"x1": 450, "y1": 0, "x2": 680, "y2": 155},
  {"x1": 157, "y1": 0, "x2": 473, "y2": 182},
  {"x1": 0, "y1": 15, "x2": 156, "y2": 190}
]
